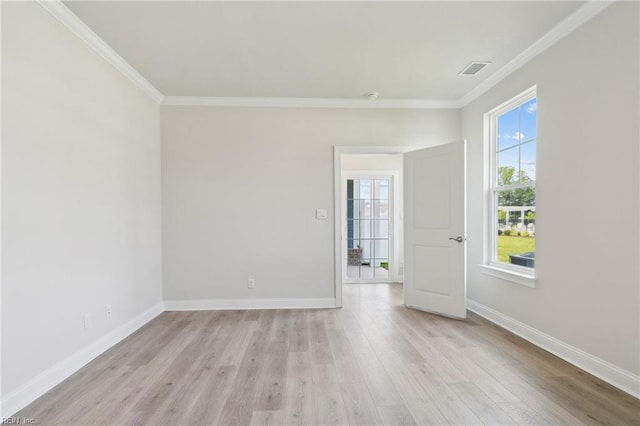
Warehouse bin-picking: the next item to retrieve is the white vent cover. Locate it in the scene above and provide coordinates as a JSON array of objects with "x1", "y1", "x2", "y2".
[{"x1": 459, "y1": 61, "x2": 491, "y2": 75}]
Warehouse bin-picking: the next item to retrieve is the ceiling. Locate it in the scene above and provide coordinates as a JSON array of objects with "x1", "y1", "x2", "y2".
[{"x1": 64, "y1": 1, "x2": 585, "y2": 101}]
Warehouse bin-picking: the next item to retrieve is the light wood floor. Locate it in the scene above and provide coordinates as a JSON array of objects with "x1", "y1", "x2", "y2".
[{"x1": 17, "y1": 283, "x2": 640, "y2": 425}]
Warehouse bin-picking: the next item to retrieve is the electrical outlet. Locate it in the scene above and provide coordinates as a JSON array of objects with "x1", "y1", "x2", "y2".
[
  {"x1": 248, "y1": 278, "x2": 256, "y2": 289},
  {"x1": 84, "y1": 314, "x2": 91, "y2": 329},
  {"x1": 105, "y1": 304, "x2": 112, "y2": 318}
]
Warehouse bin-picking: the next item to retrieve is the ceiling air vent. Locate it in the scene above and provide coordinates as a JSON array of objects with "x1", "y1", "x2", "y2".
[{"x1": 459, "y1": 61, "x2": 491, "y2": 76}]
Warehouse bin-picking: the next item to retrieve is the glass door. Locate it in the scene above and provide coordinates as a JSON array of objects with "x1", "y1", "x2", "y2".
[{"x1": 345, "y1": 177, "x2": 392, "y2": 282}]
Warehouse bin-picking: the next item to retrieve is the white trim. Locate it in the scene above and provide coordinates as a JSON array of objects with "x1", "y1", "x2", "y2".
[
  {"x1": 478, "y1": 264, "x2": 536, "y2": 288},
  {"x1": 0, "y1": 1, "x2": 3, "y2": 416},
  {"x1": 467, "y1": 299, "x2": 640, "y2": 399},
  {"x1": 336, "y1": 146, "x2": 418, "y2": 156},
  {"x1": 459, "y1": 1, "x2": 614, "y2": 107},
  {"x1": 1, "y1": 303, "x2": 164, "y2": 417},
  {"x1": 495, "y1": 181, "x2": 537, "y2": 192},
  {"x1": 485, "y1": 86, "x2": 537, "y2": 119},
  {"x1": 36, "y1": 0, "x2": 164, "y2": 104},
  {"x1": 162, "y1": 96, "x2": 460, "y2": 109},
  {"x1": 344, "y1": 279, "x2": 396, "y2": 285},
  {"x1": 334, "y1": 148, "x2": 343, "y2": 308},
  {"x1": 485, "y1": 86, "x2": 537, "y2": 277},
  {"x1": 342, "y1": 170, "x2": 399, "y2": 177},
  {"x1": 163, "y1": 298, "x2": 336, "y2": 311},
  {"x1": 33, "y1": 0, "x2": 611, "y2": 109}
]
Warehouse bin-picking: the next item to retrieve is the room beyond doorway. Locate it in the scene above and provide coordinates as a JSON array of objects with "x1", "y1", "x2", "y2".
[
  {"x1": 340, "y1": 153, "x2": 403, "y2": 285},
  {"x1": 345, "y1": 176, "x2": 392, "y2": 282}
]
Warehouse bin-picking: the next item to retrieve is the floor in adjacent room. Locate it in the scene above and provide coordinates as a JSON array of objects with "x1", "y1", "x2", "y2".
[{"x1": 15, "y1": 283, "x2": 640, "y2": 425}]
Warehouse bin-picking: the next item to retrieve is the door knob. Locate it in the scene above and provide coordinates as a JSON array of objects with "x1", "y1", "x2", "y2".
[{"x1": 449, "y1": 236, "x2": 464, "y2": 243}]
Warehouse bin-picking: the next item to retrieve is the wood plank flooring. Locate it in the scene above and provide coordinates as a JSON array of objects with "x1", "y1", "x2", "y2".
[{"x1": 15, "y1": 284, "x2": 640, "y2": 425}]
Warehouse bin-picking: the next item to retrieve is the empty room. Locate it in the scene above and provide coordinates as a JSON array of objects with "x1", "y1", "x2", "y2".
[{"x1": 1, "y1": 0, "x2": 639, "y2": 425}]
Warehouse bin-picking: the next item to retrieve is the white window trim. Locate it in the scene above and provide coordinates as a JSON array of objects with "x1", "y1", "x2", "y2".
[
  {"x1": 482, "y1": 86, "x2": 537, "y2": 286},
  {"x1": 478, "y1": 264, "x2": 537, "y2": 288}
]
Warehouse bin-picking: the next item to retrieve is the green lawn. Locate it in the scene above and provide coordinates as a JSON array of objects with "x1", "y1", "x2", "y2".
[{"x1": 497, "y1": 235, "x2": 535, "y2": 263}]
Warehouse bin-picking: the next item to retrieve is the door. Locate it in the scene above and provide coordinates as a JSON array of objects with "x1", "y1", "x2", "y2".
[
  {"x1": 344, "y1": 176, "x2": 393, "y2": 282},
  {"x1": 404, "y1": 141, "x2": 466, "y2": 318}
]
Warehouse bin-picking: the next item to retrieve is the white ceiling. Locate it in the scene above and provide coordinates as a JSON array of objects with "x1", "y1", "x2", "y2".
[{"x1": 64, "y1": 1, "x2": 585, "y2": 101}]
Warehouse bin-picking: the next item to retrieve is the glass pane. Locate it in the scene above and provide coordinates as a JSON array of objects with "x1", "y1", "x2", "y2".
[
  {"x1": 374, "y1": 239, "x2": 389, "y2": 259},
  {"x1": 352, "y1": 219, "x2": 390, "y2": 240},
  {"x1": 497, "y1": 106, "x2": 520, "y2": 150},
  {"x1": 346, "y1": 179, "x2": 355, "y2": 200},
  {"x1": 374, "y1": 264, "x2": 389, "y2": 279},
  {"x1": 347, "y1": 218, "x2": 356, "y2": 245},
  {"x1": 497, "y1": 146, "x2": 519, "y2": 186},
  {"x1": 349, "y1": 219, "x2": 360, "y2": 239},
  {"x1": 520, "y1": 141, "x2": 536, "y2": 182},
  {"x1": 346, "y1": 242, "x2": 363, "y2": 278},
  {"x1": 360, "y1": 239, "x2": 373, "y2": 263},
  {"x1": 498, "y1": 187, "x2": 535, "y2": 208},
  {"x1": 373, "y1": 219, "x2": 389, "y2": 237},
  {"x1": 358, "y1": 200, "x2": 373, "y2": 219},
  {"x1": 374, "y1": 200, "x2": 389, "y2": 218},
  {"x1": 357, "y1": 219, "x2": 372, "y2": 239},
  {"x1": 375, "y1": 179, "x2": 390, "y2": 200},
  {"x1": 350, "y1": 200, "x2": 358, "y2": 220},
  {"x1": 359, "y1": 179, "x2": 371, "y2": 199},
  {"x1": 496, "y1": 189, "x2": 535, "y2": 268},
  {"x1": 520, "y1": 99, "x2": 537, "y2": 141}
]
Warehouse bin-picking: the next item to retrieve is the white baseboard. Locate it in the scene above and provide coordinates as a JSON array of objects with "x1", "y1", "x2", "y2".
[
  {"x1": 164, "y1": 297, "x2": 337, "y2": 311},
  {"x1": 467, "y1": 299, "x2": 640, "y2": 399},
  {"x1": 1, "y1": 297, "x2": 335, "y2": 417},
  {"x1": 1, "y1": 302, "x2": 164, "y2": 417}
]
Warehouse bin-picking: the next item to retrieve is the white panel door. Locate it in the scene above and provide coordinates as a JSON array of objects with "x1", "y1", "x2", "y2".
[{"x1": 404, "y1": 141, "x2": 466, "y2": 318}]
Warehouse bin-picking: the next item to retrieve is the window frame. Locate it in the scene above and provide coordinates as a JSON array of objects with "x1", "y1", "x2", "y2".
[{"x1": 482, "y1": 86, "x2": 537, "y2": 284}]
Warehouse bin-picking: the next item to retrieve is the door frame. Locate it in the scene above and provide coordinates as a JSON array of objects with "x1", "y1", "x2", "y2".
[
  {"x1": 342, "y1": 172, "x2": 396, "y2": 284},
  {"x1": 333, "y1": 146, "x2": 416, "y2": 308}
]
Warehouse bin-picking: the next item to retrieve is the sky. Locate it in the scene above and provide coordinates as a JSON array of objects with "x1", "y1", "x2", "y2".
[{"x1": 497, "y1": 98, "x2": 537, "y2": 181}]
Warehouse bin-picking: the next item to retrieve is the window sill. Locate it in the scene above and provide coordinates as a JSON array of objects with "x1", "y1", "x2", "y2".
[{"x1": 478, "y1": 264, "x2": 537, "y2": 288}]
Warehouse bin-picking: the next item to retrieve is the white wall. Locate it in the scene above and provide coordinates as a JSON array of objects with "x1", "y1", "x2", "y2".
[
  {"x1": 463, "y1": 2, "x2": 639, "y2": 375},
  {"x1": 2, "y1": 1, "x2": 162, "y2": 402},
  {"x1": 341, "y1": 154, "x2": 403, "y2": 172},
  {"x1": 161, "y1": 107, "x2": 460, "y2": 301}
]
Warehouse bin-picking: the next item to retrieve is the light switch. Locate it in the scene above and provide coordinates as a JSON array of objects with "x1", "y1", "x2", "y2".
[{"x1": 316, "y1": 209, "x2": 328, "y2": 220}]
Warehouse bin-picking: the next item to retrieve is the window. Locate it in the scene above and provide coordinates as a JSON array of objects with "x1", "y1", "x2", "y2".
[
  {"x1": 346, "y1": 177, "x2": 391, "y2": 280},
  {"x1": 486, "y1": 87, "x2": 537, "y2": 277}
]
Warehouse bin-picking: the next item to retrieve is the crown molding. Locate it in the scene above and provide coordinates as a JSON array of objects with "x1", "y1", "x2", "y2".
[
  {"x1": 36, "y1": 0, "x2": 613, "y2": 110},
  {"x1": 37, "y1": 0, "x2": 164, "y2": 104},
  {"x1": 161, "y1": 96, "x2": 462, "y2": 109},
  {"x1": 459, "y1": 0, "x2": 615, "y2": 107}
]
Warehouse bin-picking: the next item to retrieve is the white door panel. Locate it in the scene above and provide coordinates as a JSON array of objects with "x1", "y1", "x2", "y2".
[{"x1": 404, "y1": 141, "x2": 466, "y2": 319}]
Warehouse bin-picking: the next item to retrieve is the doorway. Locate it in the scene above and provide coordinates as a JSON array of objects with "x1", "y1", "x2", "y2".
[
  {"x1": 334, "y1": 144, "x2": 466, "y2": 317},
  {"x1": 338, "y1": 152, "x2": 404, "y2": 289}
]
